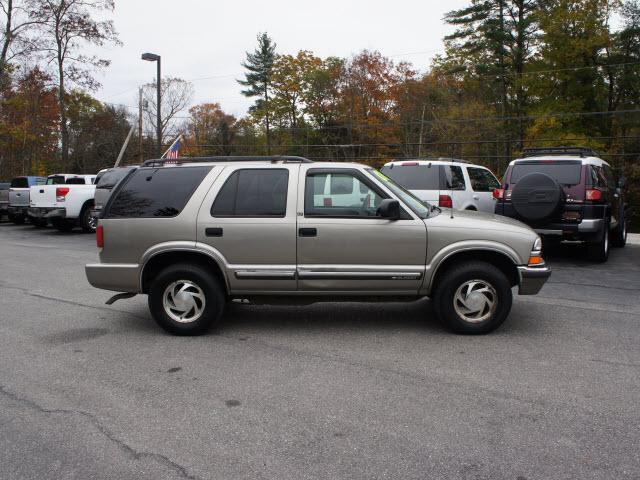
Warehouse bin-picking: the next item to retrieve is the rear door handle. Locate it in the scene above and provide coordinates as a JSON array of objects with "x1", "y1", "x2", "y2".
[
  {"x1": 205, "y1": 227, "x2": 223, "y2": 237},
  {"x1": 299, "y1": 227, "x2": 317, "y2": 237}
]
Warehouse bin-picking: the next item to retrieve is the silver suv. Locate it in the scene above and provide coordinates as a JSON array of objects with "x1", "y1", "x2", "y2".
[{"x1": 85, "y1": 156, "x2": 551, "y2": 335}]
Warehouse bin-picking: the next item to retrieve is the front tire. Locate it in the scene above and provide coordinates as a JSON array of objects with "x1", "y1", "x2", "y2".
[
  {"x1": 148, "y1": 263, "x2": 225, "y2": 335},
  {"x1": 433, "y1": 261, "x2": 513, "y2": 334}
]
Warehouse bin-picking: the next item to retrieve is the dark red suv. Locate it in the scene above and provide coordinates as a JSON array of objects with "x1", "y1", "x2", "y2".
[{"x1": 494, "y1": 147, "x2": 628, "y2": 262}]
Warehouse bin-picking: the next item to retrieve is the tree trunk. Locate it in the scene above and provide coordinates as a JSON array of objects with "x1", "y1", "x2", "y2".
[
  {"x1": 264, "y1": 85, "x2": 271, "y2": 155},
  {"x1": 0, "y1": 0, "x2": 13, "y2": 89}
]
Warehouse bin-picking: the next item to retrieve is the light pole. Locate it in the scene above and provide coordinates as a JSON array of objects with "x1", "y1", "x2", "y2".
[{"x1": 141, "y1": 52, "x2": 161, "y2": 158}]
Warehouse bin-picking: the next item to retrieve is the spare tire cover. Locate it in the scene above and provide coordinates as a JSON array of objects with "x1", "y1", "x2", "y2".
[{"x1": 511, "y1": 172, "x2": 563, "y2": 222}]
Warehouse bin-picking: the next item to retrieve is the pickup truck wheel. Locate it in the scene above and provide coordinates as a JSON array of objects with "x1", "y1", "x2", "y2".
[
  {"x1": 52, "y1": 218, "x2": 73, "y2": 232},
  {"x1": 80, "y1": 206, "x2": 96, "y2": 233},
  {"x1": 587, "y1": 220, "x2": 610, "y2": 262},
  {"x1": 148, "y1": 263, "x2": 225, "y2": 336},
  {"x1": 31, "y1": 217, "x2": 47, "y2": 228},
  {"x1": 10, "y1": 214, "x2": 24, "y2": 225},
  {"x1": 433, "y1": 262, "x2": 512, "y2": 334}
]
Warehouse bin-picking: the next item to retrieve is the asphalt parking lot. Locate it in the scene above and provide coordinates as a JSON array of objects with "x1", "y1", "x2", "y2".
[{"x1": 1, "y1": 222, "x2": 639, "y2": 480}]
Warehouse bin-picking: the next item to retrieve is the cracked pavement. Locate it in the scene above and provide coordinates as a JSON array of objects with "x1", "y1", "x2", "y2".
[{"x1": 0, "y1": 223, "x2": 639, "y2": 479}]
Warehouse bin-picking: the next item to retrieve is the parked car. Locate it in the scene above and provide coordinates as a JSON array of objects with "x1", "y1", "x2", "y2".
[
  {"x1": 494, "y1": 147, "x2": 627, "y2": 262},
  {"x1": 380, "y1": 159, "x2": 501, "y2": 212},
  {"x1": 29, "y1": 173, "x2": 98, "y2": 232},
  {"x1": 86, "y1": 156, "x2": 550, "y2": 336},
  {"x1": 0, "y1": 182, "x2": 9, "y2": 220},
  {"x1": 7, "y1": 176, "x2": 47, "y2": 224},
  {"x1": 91, "y1": 166, "x2": 138, "y2": 222}
]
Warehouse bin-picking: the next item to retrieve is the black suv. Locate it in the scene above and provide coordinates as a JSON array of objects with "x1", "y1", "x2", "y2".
[{"x1": 494, "y1": 147, "x2": 628, "y2": 262}]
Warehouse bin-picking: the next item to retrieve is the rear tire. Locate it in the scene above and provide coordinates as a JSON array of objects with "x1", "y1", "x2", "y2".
[
  {"x1": 612, "y1": 214, "x2": 627, "y2": 248},
  {"x1": 433, "y1": 261, "x2": 513, "y2": 334},
  {"x1": 587, "y1": 220, "x2": 610, "y2": 262},
  {"x1": 52, "y1": 218, "x2": 73, "y2": 232},
  {"x1": 11, "y1": 214, "x2": 25, "y2": 225},
  {"x1": 31, "y1": 217, "x2": 47, "y2": 228},
  {"x1": 148, "y1": 263, "x2": 225, "y2": 336},
  {"x1": 80, "y1": 206, "x2": 96, "y2": 233}
]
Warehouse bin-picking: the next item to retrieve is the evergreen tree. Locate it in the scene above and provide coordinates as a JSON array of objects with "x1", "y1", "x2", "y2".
[{"x1": 238, "y1": 32, "x2": 277, "y2": 154}]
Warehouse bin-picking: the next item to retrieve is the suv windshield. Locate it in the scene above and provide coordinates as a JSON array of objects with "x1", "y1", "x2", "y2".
[
  {"x1": 366, "y1": 168, "x2": 431, "y2": 218},
  {"x1": 510, "y1": 160, "x2": 582, "y2": 185}
]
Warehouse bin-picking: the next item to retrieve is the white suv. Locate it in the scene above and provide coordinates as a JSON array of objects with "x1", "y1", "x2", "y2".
[{"x1": 380, "y1": 159, "x2": 501, "y2": 212}]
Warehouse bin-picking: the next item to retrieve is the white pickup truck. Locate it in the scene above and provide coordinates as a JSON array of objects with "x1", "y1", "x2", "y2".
[{"x1": 29, "y1": 173, "x2": 99, "y2": 232}]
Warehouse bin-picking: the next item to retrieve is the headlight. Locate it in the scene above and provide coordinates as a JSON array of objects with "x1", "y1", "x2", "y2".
[{"x1": 533, "y1": 237, "x2": 542, "y2": 252}]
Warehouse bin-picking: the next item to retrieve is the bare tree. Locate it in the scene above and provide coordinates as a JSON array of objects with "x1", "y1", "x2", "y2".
[
  {"x1": 32, "y1": 0, "x2": 119, "y2": 165},
  {"x1": 0, "y1": 0, "x2": 42, "y2": 83},
  {"x1": 142, "y1": 77, "x2": 194, "y2": 144}
]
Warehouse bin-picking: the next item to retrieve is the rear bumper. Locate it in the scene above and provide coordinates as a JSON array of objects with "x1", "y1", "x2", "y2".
[
  {"x1": 28, "y1": 207, "x2": 66, "y2": 219},
  {"x1": 85, "y1": 263, "x2": 140, "y2": 293},
  {"x1": 8, "y1": 205, "x2": 29, "y2": 215},
  {"x1": 534, "y1": 218, "x2": 603, "y2": 236},
  {"x1": 517, "y1": 265, "x2": 552, "y2": 295},
  {"x1": 0, "y1": 202, "x2": 8, "y2": 213}
]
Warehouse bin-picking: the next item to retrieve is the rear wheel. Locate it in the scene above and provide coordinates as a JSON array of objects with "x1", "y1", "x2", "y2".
[
  {"x1": 10, "y1": 214, "x2": 25, "y2": 225},
  {"x1": 587, "y1": 220, "x2": 610, "y2": 262},
  {"x1": 52, "y1": 217, "x2": 73, "y2": 232},
  {"x1": 612, "y1": 214, "x2": 627, "y2": 248},
  {"x1": 80, "y1": 206, "x2": 96, "y2": 233},
  {"x1": 31, "y1": 217, "x2": 47, "y2": 228},
  {"x1": 148, "y1": 263, "x2": 225, "y2": 335},
  {"x1": 433, "y1": 261, "x2": 513, "y2": 334}
]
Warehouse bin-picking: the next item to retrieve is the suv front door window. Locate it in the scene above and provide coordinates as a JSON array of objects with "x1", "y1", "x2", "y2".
[{"x1": 305, "y1": 172, "x2": 384, "y2": 217}]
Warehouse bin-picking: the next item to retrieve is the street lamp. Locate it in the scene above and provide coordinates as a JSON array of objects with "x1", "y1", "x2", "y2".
[{"x1": 141, "y1": 52, "x2": 162, "y2": 158}]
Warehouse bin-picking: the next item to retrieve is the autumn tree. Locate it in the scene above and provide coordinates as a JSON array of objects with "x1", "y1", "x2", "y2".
[
  {"x1": 238, "y1": 32, "x2": 277, "y2": 154},
  {"x1": 142, "y1": 77, "x2": 194, "y2": 146},
  {"x1": 31, "y1": 0, "x2": 119, "y2": 167},
  {"x1": 185, "y1": 103, "x2": 237, "y2": 156}
]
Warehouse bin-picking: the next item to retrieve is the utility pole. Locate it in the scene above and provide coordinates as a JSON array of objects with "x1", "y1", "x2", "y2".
[
  {"x1": 138, "y1": 87, "x2": 143, "y2": 162},
  {"x1": 418, "y1": 104, "x2": 426, "y2": 158}
]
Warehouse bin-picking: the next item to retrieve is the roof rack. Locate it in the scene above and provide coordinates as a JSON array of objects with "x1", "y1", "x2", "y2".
[
  {"x1": 141, "y1": 155, "x2": 314, "y2": 168},
  {"x1": 523, "y1": 147, "x2": 599, "y2": 158},
  {"x1": 394, "y1": 157, "x2": 472, "y2": 164}
]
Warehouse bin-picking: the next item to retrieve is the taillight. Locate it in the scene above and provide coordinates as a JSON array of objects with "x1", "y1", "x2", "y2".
[
  {"x1": 96, "y1": 225, "x2": 104, "y2": 248},
  {"x1": 493, "y1": 188, "x2": 504, "y2": 200},
  {"x1": 56, "y1": 187, "x2": 70, "y2": 202},
  {"x1": 586, "y1": 189, "x2": 602, "y2": 201},
  {"x1": 439, "y1": 194, "x2": 453, "y2": 208}
]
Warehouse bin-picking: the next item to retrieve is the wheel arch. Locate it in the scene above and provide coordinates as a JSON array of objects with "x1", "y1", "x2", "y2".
[
  {"x1": 427, "y1": 249, "x2": 519, "y2": 295},
  {"x1": 140, "y1": 249, "x2": 229, "y2": 295}
]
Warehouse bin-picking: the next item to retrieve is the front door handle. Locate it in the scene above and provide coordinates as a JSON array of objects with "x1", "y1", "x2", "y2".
[
  {"x1": 473, "y1": 195, "x2": 479, "y2": 200},
  {"x1": 205, "y1": 227, "x2": 223, "y2": 237},
  {"x1": 299, "y1": 227, "x2": 317, "y2": 237}
]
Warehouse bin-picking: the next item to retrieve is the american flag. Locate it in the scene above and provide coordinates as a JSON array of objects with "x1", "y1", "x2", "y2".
[{"x1": 163, "y1": 135, "x2": 182, "y2": 159}]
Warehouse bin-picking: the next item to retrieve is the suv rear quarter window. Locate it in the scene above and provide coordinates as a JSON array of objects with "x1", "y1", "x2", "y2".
[
  {"x1": 441, "y1": 165, "x2": 466, "y2": 190},
  {"x1": 467, "y1": 167, "x2": 500, "y2": 192},
  {"x1": 106, "y1": 166, "x2": 211, "y2": 218}
]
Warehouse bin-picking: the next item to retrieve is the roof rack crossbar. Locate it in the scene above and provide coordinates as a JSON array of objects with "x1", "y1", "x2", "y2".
[
  {"x1": 394, "y1": 157, "x2": 472, "y2": 164},
  {"x1": 141, "y1": 156, "x2": 314, "y2": 167},
  {"x1": 522, "y1": 147, "x2": 599, "y2": 158}
]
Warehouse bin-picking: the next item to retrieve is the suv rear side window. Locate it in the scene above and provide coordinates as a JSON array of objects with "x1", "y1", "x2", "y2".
[
  {"x1": 467, "y1": 167, "x2": 500, "y2": 192},
  {"x1": 379, "y1": 164, "x2": 440, "y2": 190},
  {"x1": 442, "y1": 165, "x2": 466, "y2": 190},
  {"x1": 510, "y1": 161, "x2": 582, "y2": 185},
  {"x1": 211, "y1": 169, "x2": 288, "y2": 217},
  {"x1": 97, "y1": 168, "x2": 134, "y2": 190},
  {"x1": 106, "y1": 166, "x2": 211, "y2": 218}
]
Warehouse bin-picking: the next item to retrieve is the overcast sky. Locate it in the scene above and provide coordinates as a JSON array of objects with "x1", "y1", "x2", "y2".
[{"x1": 95, "y1": 0, "x2": 469, "y2": 118}]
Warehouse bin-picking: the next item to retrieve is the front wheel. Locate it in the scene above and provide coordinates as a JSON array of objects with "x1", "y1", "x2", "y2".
[
  {"x1": 148, "y1": 263, "x2": 225, "y2": 335},
  {"x1": 433, "y1": 261, "x2": 513, "y2": 334}
]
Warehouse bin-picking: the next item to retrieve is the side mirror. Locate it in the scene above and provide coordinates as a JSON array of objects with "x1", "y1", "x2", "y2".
[{"x1": 377, "y1": 199, "x2": 400, "y2": 220}]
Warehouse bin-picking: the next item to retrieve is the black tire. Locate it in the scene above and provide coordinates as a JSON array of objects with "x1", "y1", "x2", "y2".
[
  {"x1": 80, "y1": 205, "x2": 96, "y2": 233},
  {"x1": 31, "y1": 217, "x2": 47, "y2": 228},
  {"x1": 511, "y1": 172, "x2": 563, "y2": 222},
  {"x1": 52, "y1": 217, "x2": 73, "y2": 232},
  {"x1": 612, "y1": 213, "x2": 627, "y2": 248},
  {"x1": 587, "y1": 220, "x2": 610, "y2": 262},
  {"x1": 148, "y1": 263, "x2": 225, "y2": 335},
  {"x1": 433, "y1": 261, "x2": 513, "y2": 334},
  {"x1": 11, "y1": 214, "x2": 25, "y2": 225}
]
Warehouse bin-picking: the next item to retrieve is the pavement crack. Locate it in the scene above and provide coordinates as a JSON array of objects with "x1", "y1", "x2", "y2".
[
  {"x1": 0, "y1": 282, "x2": 147, "y2": 320},
  {"x1": 0, "y1": 384, "x2": 201, "y2": 480}
]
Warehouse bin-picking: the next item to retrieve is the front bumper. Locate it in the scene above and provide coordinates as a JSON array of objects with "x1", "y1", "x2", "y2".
[
  {"x1": 85, "y1": 263, "x2": 141, "y2": 293},
  {"x1": 517, "y1": 265, "x2": 552, "y2": 295},
  {"x1": 28, "y1": 207, "x2": 66, "y2": 219}
]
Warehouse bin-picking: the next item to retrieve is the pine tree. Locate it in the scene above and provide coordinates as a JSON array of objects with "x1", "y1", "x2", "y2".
[{"x1": 238, "y1": 32, "x2": 277, "y2": 154}]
